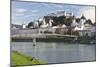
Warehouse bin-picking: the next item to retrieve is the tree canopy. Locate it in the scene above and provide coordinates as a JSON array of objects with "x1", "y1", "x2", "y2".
[
  {"x1": 52, "y1": 16, "x2": 73, "y2": 26},
  {"x1": 27, "y1": 22, "x2": 34, "y2": 28},
  {"x1": 76, "y1": 18, "x2": 80, "y2": 23},
  {"x1": 84, "y1": 19, "x2": 93, "y2": 25}
]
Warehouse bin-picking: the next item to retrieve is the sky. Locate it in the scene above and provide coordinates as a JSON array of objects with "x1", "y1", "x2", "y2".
[{"x1": 11, "y1": 1, "x2": 96, "y2": 25}]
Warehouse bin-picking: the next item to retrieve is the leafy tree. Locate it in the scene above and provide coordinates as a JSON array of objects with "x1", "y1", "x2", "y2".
[
  {"x1": 38, "y1": 21, "x2": 42, "y2": 27},
  {"x1": 44, "y1": 15, "x2": 74, "y2": 27},
  {"x1": 52, "y1": 16, "x2": 73, "y2": 26},
  {"x1": 27, "y1": 22, "x2": 34, "y2": 28},
  {"x1": 44, "y1": 16, "x2": 53, "y2": 24},
  {"x1": 58, "y1": 16, "x2": 66, "y2": 24},
  {"x1": 44, "y1": 16, "x2": 50, "y2": 24},
  {"x1": 93, "y1": 22, "x2": 96, "y2": 26},
  {"x1": 65, "y1": 17, "x2": 73, "y2": 26},
  {"x1": 67, "y1": 28, "x2": 72, "y2": 35},
  {"x1": 52, "y1": 16, "x2": 59, "y2": 26},
  {"x1": 84, "y1": 19, "x2": 93, "y2": 25},
  {"x1": 76, "y1": 18, "x2": 80, "y2": 23}
]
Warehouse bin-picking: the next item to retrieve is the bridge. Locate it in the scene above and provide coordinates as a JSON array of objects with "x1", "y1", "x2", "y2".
[
  {"x1": 11, "y1": 28, "x2": 78, "y2": 43},
  {"x1": 12, "y1": 33, "x2": 78, "y2": 39},
  {"x1": 11, "y1": 33, "x2": 78, "y2": 43}
]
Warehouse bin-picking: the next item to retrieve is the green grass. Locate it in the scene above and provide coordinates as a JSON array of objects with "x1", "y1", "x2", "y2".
[{"x1": 11, "y1": 51, "x2": 46, "y2": 66}]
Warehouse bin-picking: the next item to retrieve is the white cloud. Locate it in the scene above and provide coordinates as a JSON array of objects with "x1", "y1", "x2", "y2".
[
  {"x1": 40, "y1": 3, "x2": 50, "y2": 6},
  {"x1": 53, "y1": 4, "x2": 63, "y2": 8},
  {"x1": 31, "y1": 10, "x2": 38, "y2": 13},
  {"x1": 15, "y1": 13, "x2": 24, "y2": 16},
  {"x1": 57, "y1": 9, "x2": 70, "y2": 12},
  {"x1": 32, "y1": 2, "x2": 38, "y2": 5},
  {"x1": 19, "y1": 14, "x2": 37, "y2": 19},
  {"x1": 79, "y1": 7, "x2": 95, "y2": 23},
  {"x1": 16, "y1": 8, "x2": 27, "y2": 13},
  {"x1": 37, "y1": 3, "x2": 64, "y2": 8}
]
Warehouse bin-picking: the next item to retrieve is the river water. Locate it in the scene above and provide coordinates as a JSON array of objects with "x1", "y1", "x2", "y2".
[{"x1": 11, "y1": 42, "x2": 96, "y2": 64}]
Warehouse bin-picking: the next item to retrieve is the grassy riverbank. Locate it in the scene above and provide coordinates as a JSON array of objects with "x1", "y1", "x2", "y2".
[{"x1": 11, "y1": 51, "x2": 46, "y2": 66}]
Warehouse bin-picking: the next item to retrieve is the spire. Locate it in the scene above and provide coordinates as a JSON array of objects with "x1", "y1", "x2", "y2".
[{"x1": 81, "y1": 14, "x2": 86, "y2": 19}]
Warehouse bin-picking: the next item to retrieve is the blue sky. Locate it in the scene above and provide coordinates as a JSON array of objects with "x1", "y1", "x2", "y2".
[{"x1": 11, "y1": 1, "x2": 95, "y2": 25}]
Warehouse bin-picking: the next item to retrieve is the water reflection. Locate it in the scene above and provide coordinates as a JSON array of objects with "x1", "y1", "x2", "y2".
[{"x1": 11, "y1": 42, "x2": 96, "y2": 63}]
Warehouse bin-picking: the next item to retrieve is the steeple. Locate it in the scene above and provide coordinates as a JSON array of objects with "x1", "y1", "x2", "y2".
[
  {"x1": 80, "y1": 14, "x2": 86, "y2": 29},
  {"x1": 81, "y1": 14, "x2": 86, "y2": 20}
]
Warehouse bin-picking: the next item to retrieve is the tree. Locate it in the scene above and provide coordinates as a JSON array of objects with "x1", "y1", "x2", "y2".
[
  {"x1": 65, "y1": 17, "x2": 73, "y2": 26},
  {"x1": 44, "y1": 16, "x2": 50, "y2": 24},
  {"x1": 93, "y1": 22, "x2": 96, "y2": 26},
  {"x1": 67, "y1": 28, "x2": 72, "y2": 35},
  {"x1": 27, "y1": 22, "x2": 34, "y2": 28},
  {"x1": 76, "y1": 18, "x2": 80, "y2": 23},
  {"x1": 84, "y1": 19, "x2": 93, "y2": 25},
  {"x1": 52, "y1": 16, "x2": 59, "y2": 26},
  {"x1": 58, "y1": 16, "x2": 66, "y2": 24}
]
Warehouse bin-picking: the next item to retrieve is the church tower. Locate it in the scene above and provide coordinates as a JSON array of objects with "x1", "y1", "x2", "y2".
[
  {"x1": 80, "y1": 14, "x2": 86, "y2": 29},
  {"x1": 80, "y1": 14, "x2": 86, "y2": 25}
]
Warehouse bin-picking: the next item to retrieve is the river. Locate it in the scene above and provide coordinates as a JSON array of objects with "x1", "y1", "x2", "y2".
[{"x1": 11, "y1": 42, "x2": 96, "y2": 64}]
